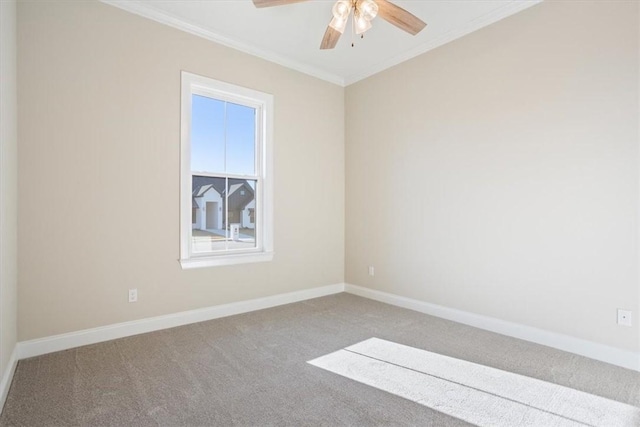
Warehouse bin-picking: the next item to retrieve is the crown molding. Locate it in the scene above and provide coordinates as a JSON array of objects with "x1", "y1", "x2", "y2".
[
  {"x1": 100, "y1": 0, "x2": 345, "y2": 87},
  {"x1": 344, "y1": 0, "x2": 543, "y2": 85},
  {"x1": 101, "y1": 0, "x2": 541, "y2": 88}
]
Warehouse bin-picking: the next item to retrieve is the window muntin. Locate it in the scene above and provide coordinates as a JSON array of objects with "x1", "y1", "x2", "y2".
[{"x1": 180, "y1": 72, "x2": 273, "y2": 268}]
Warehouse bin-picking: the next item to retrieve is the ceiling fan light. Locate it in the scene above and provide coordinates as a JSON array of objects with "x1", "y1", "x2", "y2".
[
  {"x1": 354, "y1": 13, "x2": 372, "y2": 35},
  {"x1": 360, "y1": 0, "x2": 379, "y2": 21},
  {"x1": 329, "y1": 16, "x2": 348, "y2": 34},
  {"x1": 332, "y1": 0, "x2": 351, "y2": 20}
]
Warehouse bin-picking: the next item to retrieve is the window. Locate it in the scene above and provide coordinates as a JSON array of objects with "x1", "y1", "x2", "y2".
[{"x1": 180, "y1": 72, "x2": 273, "y2": 268}]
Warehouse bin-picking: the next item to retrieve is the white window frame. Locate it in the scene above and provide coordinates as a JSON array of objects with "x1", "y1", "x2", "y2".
[{"x1": 179, "y1": 71, "x2": 273, "y2": 269}]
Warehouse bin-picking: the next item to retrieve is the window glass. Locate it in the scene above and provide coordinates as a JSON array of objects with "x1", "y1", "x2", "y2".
[
  {"x1": 226, "y1": 102, "x2": 256, "y2": 176},
  {"x1": 190, "y1": 95, "x2": 225, "y2": 174},
  {"x1": 191, "y1": 176, "x2": 227, "y2": 253},
  {"x1": 191, "y1": 176, "x2": 257, "y2": 253},
  {"x1": 227, "y1": 178, "x2": 257, "y2": 250}
]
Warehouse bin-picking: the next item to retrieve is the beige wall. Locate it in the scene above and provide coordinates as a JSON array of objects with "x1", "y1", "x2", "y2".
[
  {"x1": 16, "y1": 0, "x2": 639, "y2": 356},
  {"x1": 18, "y1": 1, "x2": 344, "y2": 341},
  {"x1": 1, "y1": 0, "x2": 18, "y2": 376},
  {"x1": 346, "y1": 0, "x2": 639, "y2": 351}
]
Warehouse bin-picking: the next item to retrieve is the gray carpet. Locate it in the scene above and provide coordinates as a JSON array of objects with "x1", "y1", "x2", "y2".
[{"x1": 1, "y1": 293, "x2": 639, "y2": 426}]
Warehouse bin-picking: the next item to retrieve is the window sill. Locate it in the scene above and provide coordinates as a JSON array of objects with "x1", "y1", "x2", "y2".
[{"x1": 179, "y1": 251, "x2": 273, "y2": 269}]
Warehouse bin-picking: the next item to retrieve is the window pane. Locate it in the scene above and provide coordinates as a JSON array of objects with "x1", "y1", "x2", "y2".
[
  {"x1": 191, "y1": 95, "x2": 225, "y2": 174},
  {"x1": 227, "y1": 178, "x2": 256, "y2": 250},
  {"x1": 191, "y1": 175, "x2": 227, "y2": 253},
  {"x1": 225, "y1": 102, "x2": 256, "y2": 176},
  {"x1": 191, "y1": 176, "x2": 256, "y2": 254}
]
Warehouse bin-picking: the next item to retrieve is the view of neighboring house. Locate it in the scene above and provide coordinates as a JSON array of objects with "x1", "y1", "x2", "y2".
[{"x1": 192, "y1": 176, "x2": 255, "y2": 233}]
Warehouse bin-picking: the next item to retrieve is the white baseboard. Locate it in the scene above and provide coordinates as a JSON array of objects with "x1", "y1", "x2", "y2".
[
  {"x1": 345, "y1": 284, "x2": 640, "y2": 372},
  {"x1": 17, "y1": 283, "x2": 345, "y2": 360},
  {"x1": 14, "y1": 282, "x2": 639, "y2": 372},
  {"x1": 0, "y1": 347, "x2": 18, "y2": 411}
]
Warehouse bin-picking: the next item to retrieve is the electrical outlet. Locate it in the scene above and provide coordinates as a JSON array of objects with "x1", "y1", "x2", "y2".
[
  {"x1": 128, "y1": 288, "x2": 138, "y2": 303},
  {"x1": 368, "y1": 266, "x2": 375, "y2": 276},
  {"x1": 617, "y1": 309, "x2": 632, "y2": 327}
]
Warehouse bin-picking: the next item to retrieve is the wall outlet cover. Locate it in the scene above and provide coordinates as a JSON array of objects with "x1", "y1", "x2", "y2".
[{"x1": 617, "y1": 309, "x2": 632, "y2": 327}]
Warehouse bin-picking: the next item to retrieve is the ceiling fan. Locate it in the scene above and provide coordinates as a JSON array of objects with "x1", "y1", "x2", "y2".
[{"x1": 252, "y1": 0, "x2": 427, "y2": 49}]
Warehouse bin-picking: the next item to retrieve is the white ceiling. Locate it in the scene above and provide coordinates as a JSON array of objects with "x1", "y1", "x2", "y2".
[{"x1": 102, "y1": 0, "x2": 542, "y2": 86}]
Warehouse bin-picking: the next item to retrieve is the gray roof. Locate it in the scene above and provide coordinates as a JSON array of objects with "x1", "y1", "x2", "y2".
[{"x1": 192, "y1": 176, "x2": 255, "y2": 212}]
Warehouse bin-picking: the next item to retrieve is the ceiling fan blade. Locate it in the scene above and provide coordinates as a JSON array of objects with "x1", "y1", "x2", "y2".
[
  {"x1": 252, "y1": 0, "x2": 308, "y2": 8},
  {"x1": 320, "y1": 24, "x2": 342, "y2": 50},
  {"x1": 376, "y1": 0, "x2": 426, "y2": 36}
]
